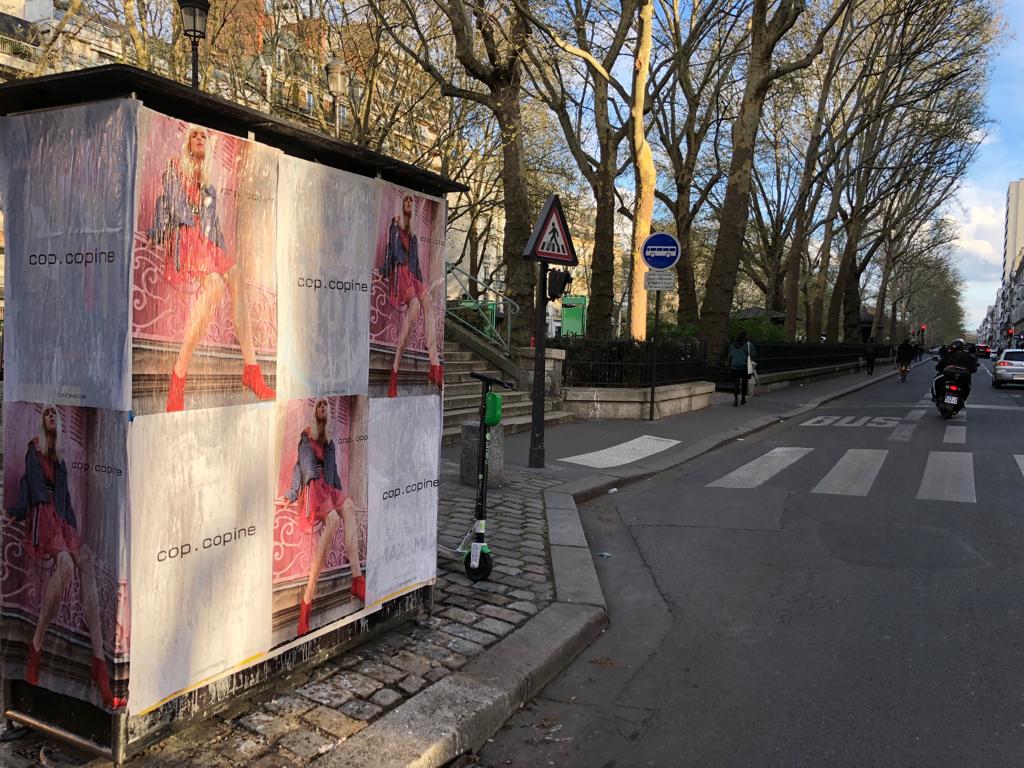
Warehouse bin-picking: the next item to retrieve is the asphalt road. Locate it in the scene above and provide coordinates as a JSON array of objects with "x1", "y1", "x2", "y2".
[{"x1": 478, "y1": 360, "x2": 1024, "y2": 768}]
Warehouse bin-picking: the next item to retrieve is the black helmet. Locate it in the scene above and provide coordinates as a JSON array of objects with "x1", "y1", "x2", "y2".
[{"x1": 951, "y1": 339, "x2": 965, "y2": 351}]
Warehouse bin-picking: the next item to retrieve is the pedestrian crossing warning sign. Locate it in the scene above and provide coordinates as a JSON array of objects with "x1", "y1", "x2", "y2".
[{"x1": 523, "y1": 194, "x2": 578, "y2": 265}]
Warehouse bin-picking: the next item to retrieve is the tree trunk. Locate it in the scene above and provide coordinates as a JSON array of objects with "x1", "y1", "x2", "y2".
[
  {"x1": 871, "y1": 246, "x2": 893, "y2": 341},
  {"x1": 675, "y1": 195, "x2": 699, "y2": 327},
  {"x1": 784, "y1": 209, "x2": 810, "y2": 340},
  {"x1": 494, "y1": 91, "x2": 535, "y2": 346},
  {"x1": 627, "y1": 0, "x2": 656, "y2": 339},
  {"x1": 842, "y1": 265, "x2": 862, "y2": 342},
  {"x1": 588, "y1": 175, "x2": 617, "y2": 338},
  {"x1": 698, "y1": 64, "x2": 769, "y2": 345}
]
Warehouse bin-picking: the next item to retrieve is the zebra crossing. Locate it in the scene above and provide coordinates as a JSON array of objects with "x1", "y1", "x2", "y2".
[{"x1": 704, "y1": 446, "x2": 1024, "y2": 503}]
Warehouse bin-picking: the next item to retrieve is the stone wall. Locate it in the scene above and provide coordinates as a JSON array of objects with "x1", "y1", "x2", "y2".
[{"x1": 562, "y1": 381, "x2": 715, "y2": 420}]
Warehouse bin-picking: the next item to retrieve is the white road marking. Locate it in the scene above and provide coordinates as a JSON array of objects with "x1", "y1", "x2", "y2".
[
  {"x1": 943, "y1": 426, "x2": 967, "y2": 444},
  {"x1": 888, "y1": 423, "x2": 918, "y2": 442},
  {"x1": 812, "y1": 449, "x2": 888, "y2": 496},
  {"x1": 707, "y1": 447, "x2": 813, "y2": 488},
  {"x1": 560, "y1": 435, "x2": 681, "y2": 468},
  {"x1": 916, "y1": 452, "x2": 976, "y2": 504},
  {"x1": 1016, "y1": 455, "x2": 1024, "y2": 479},
  {"x1": 957, "y1": 404, "x2": 1024, "y2": 411},
  {"x1": 905, "y1": 409, "x2": 927, "y2": 422}
]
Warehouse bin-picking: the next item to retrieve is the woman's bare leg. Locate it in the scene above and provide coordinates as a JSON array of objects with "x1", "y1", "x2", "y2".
[
  {"x1": 74, "y1": 545, "x2": 106, "y2": 659},
  {"x1": 302, "y1": 510, "x2": 340, "y2": 605},
  {"x1": 340, "y1": 500, "x2": 362, "y2": 580},
  {"x1": 420, "y1": 297, "x2": 439, "y2": 367},
  {"x1": 225, "y1": 265, "x2": 257, "y2": 366},
  {"x1": 31, "y1": 551, "x2": 74, "y2": 651},
  {"x1": 173, "y1": 272, "x2": 226, "y2": 377},
  {"x1": 392, "y1": 297, "x2": 421, "y2": 372}
]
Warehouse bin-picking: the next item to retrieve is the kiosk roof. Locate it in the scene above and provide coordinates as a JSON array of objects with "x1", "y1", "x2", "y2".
[{"x1": 0, "y1": 64, "x2": 467, "y2": 197}]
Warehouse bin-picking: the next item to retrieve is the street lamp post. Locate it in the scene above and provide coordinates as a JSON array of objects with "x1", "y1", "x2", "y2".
[
  {"x1": 177, "y1": 0, "x2": 210, "y2": 90},
  {"x1": 325, "y1": 55, "x2": 346, "y2": 139}
]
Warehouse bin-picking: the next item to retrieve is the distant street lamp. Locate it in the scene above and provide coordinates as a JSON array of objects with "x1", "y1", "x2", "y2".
[
  {"x1": 325, "y1": 54, "x2": 347, "y2": 138},
  {"x1": 177, "y1": 0, "x2": 210, "y2": 90}
]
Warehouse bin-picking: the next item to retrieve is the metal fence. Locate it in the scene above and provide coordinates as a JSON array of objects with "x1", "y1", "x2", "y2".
[
  {"x1": 555, "y1": 338, "x2": 708, "y2": 388},
  {"x1": 707, "y1": 342, "x2": 892, "y2": 385},
  {"x1": 556, "y1": 339, "x2": 890, "y2": 389}
]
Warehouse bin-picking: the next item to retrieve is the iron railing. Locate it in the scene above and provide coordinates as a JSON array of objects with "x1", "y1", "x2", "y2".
[
  {"x1": 554, "y1": 338, "x2": 708, "y2": 388},
  {"x1": 707, "y1": 342, "x2": 892, "y2": 384},
  {"x1": 445, "y1": 262, "x2": 519, "y2": 355},
  {"x1": 0, "y1": 35, "x2": 40, "y2": 61}
]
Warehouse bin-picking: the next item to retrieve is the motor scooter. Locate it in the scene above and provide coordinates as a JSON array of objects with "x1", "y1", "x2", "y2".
[{"x1": 934, "y1": 365, "x2": 969, "y2": 419}]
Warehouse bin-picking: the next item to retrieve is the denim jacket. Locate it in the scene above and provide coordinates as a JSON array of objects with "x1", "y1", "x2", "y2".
[
  {"x1": 379, "y1": 219, "x2": 422, "y2": 282},
  {"x1": 7, "y1": 442, "x2": 77, "y2": 531},
  {"x1": 149, "y1": 160, "x2": 226, "y2": 271},
  {"x1": 284, "y1": 430, "x2": 342, "y2": 502}
]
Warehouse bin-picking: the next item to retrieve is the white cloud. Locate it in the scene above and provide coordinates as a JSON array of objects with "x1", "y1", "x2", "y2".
[
  {"x1": 963, "y1": 279, "x2": 1002, "y2": 330},
  {"x1": 951, "y1": 184, "x2": 1005, "y2": 270}
]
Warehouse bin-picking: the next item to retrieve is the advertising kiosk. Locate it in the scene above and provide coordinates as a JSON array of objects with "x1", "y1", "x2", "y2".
[{"x1": 0, "y1": 65, "x2": 461, "y2": 762}]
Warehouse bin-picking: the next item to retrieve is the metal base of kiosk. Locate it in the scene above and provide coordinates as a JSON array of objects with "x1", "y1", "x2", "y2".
[{"x1": 4, "y1": 586, "x2": 432, "y2": 764}]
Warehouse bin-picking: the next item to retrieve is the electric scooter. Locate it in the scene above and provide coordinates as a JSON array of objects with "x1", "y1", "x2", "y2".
[{"x1": 456, "y1": 371, "x2": 513, "y2": 581}]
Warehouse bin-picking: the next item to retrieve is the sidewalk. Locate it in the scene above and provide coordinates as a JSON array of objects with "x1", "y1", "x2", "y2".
[
  {"x1": 0, "y1": 361, "x2": 916, "y2": 767},
  {"x1": 445, "y1": 361, "x2": 926, "y2": 485}
]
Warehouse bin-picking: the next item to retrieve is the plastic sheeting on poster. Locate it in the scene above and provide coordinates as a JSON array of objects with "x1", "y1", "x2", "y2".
[{"x1": 1, "y1": 96, "x2": 443, "y2": 726}]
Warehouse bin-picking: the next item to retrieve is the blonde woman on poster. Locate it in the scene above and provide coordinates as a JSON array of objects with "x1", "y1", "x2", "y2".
[
  {"x1": 151, "y1": 126, "x2": 275, "y2": 411},
  {"x1": 379, "y1": 194, "x2": 442, "y2": 397},
  {"x1": 4, "y1": 405, "x2": 123, "y2": 709},
  {"x1": 279, "y1": 398, "x2": 365, "y2": 636}
]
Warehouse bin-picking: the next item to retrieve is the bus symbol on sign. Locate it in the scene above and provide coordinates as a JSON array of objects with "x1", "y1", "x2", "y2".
[{"x1": 641, "y1": 233, "x2": 681, "y2": 271}]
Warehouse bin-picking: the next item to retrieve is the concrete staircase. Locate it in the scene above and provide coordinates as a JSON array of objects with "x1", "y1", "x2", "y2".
[{"x1": 441, "y1": 341, "x2": 573, "y2": 446}]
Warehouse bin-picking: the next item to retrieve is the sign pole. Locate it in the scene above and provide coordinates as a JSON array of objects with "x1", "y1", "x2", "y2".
[
  {"x1": 649, "y1": 289, "x2": 661, "y2": 422},
  {"x1": 529, "y1": 262, "x2": 548, "y2": 468}
]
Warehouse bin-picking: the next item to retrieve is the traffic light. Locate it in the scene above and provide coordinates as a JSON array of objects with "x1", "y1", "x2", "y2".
[
  {"x1": 547, "y1": 268, "x2": 572, "y2": 300},
  {"x1": 1009, "y1": 328, "x2": 1015, "y2": 338}
]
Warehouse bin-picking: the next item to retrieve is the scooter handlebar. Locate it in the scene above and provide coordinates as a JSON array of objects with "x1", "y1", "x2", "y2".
[{"x1": 469, "y1": 371, "x2": 514, "y2": 389}]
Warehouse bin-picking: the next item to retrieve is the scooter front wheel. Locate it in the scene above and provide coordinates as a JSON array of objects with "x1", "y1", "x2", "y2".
[{"x1": 465, "y1": 550, "x2": 493, "y2": 582}]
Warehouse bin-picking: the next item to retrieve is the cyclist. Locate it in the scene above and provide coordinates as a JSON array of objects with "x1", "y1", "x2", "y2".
[{"x1": 895, "y1": 338, "x2": 915, "y2": 382}]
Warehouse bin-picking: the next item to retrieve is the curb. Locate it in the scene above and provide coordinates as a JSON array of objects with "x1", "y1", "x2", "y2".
[
  {"x1": 323, "y1": 360, "x2": 927, "y2": 767},
  {"x1": 329, "y1": 479, "x2": 610, "y2": 767}
]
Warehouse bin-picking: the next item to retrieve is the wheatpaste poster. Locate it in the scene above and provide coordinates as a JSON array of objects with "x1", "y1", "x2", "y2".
[
  {"x1": 0, "y1": 100, "x2": 136, "y2": 410},
  {"x1": 128, "y1": 405, "x2": 273, "y2": 713},
  {"x1": 1, "y1": 403, "x2": 130, "y2": 711},
  {"x1": 275, "y1": 156, "x2": 374, "y2": 399},
  {"x1": 131, "y1": 107, "x2": 279, "y2": 416},
  {"x1": 365, "y1": 395, "x2": 441, "y2": 604}
]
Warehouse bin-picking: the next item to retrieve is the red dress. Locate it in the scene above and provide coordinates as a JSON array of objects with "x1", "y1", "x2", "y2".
[
  {"x1": 164, "y1": 161, "x2": 235, "y2": 286},
  {"x1": 391, "y1": 230, "x2": 428, "y2": 305},
  {"x1": 27, "y1": 449, "x2": 83, "y2": 561},
  {"x1": 296, "y1": 434, "x2": 348, "y2": 534}
]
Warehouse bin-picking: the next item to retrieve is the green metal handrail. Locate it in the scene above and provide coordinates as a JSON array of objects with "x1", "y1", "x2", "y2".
[{"x1": 445, "y1": 262, "x2": 518, "y2": 354}]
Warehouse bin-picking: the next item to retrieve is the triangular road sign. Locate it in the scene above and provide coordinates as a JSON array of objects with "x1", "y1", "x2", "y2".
[{"x1": 523, "y1": 194, "x2": 578, "y2": 266}]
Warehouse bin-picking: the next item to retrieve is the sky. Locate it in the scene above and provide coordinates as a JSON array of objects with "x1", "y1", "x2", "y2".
[{"x1": 954, "y1": 1, "x2": 1024, "y2": 331}]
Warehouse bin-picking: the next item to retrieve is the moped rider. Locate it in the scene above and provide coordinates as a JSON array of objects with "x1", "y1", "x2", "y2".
[{"x1": 931, "y1": 339, "x2": 978, "y2": 402}]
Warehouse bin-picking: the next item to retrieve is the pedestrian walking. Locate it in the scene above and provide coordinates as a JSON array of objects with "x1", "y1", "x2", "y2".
[
  {"x1": 728, "y1": 331, "x2": 756, "y2": 406},
  {"x1": 865, "y1": 337, "x2": 877, "y2": 375}
]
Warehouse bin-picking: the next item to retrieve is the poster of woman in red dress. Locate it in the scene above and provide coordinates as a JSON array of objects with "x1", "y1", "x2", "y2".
[
  {"x1": 272, "y1": 396, "x2": 367, "y2": 645},
  {"x1": 1, "y1": 403, "x2": 129, "y2": 711},
  {"x1": 370, "y1": 186, "x2": 446, "y2": 398},
  {"x1": 133, "y1": 110, "x2": 278, "y2": 415}
]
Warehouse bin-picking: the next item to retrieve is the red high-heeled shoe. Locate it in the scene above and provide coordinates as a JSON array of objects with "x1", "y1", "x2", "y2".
[
  {"x1": 429, "y1": 364, "x2": 444, "y2": 390},
  {"x1": 242, "y1": 364, "x2": 275, "y2": 401},
  {"x1": 352, "y1": 575, "x2": 366, "y2": 602},
  {"x1": 297, "y1": 600, "x2": 311, "y2": 636},
  {"x1": 387, "y1": 369, "x2": 398, "y2": 398},
  {"x1": 91, "y1": 657, "x2": 125, "y2": 709},
  {"x1": 25, "y1": 643, "x2": 41, "y2": 685},
  {"x1": 166, "y1": 370, "x2": 187, "y2": 412}
]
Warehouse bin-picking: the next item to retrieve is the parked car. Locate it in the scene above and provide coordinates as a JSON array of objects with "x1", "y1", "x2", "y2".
[
  {"x1": 992, "y1": 349, "x2": 1024, "y2": 388},
  {"x1": 976, "y1": 343, "x2": 990, "y2": 358},
  {"x1": 990, "y1": 351, "x2": 999, "y2": 360}
]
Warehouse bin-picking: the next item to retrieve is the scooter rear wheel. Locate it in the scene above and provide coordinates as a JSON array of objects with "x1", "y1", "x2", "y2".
[{"x1": 465, "y1": 550, "x2": 493, "y2": 582}]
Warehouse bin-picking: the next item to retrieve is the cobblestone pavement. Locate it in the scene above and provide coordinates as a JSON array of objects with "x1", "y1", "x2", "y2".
[{"x1": 0, "y1": 459, "x2": 561, "y2": 768}]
